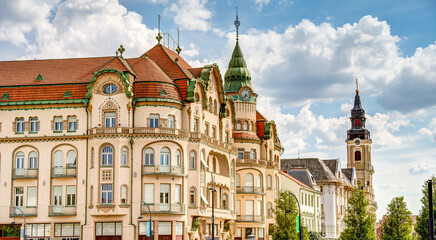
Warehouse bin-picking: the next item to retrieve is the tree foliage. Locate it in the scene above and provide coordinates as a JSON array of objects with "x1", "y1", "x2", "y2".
[
  {"x1": 271, "y1": 191, "x2": 308, "y2": 240},
  {"x1": 339, "y1": 182, "x2": 376, "y2": 240},
  {"x1": 381, "y1": 196, "x2": 413, "y2": 240},
  {"x1": 308, "y1": 231, "x2": 324, "y2": 240},
  {"x1": 416, "y1": 176, "x2": 436, "y2": 240}
]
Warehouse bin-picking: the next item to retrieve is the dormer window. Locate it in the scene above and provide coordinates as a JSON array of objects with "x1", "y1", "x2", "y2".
[{"x1": 103, "y1": 84, "x2": 117, "y2": 94}]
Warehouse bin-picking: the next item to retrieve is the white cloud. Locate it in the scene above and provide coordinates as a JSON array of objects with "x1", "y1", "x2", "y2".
[
  {"x1": 419, "y1": 118, "x2": 436, "y2": 141},
  {"x1": 182, "y1": 43, "x2": 199, "y2": 57},
  {"x1": 254, "y1": 0, "x2": 271, "y2": 10},
  {"x1": 366, "y1": 113, "x2": 409, "y2": 147},
  {"x1": 340, "y1": 102, "x2": 353, "y2": 113},
  {"x1": 409, "y1": 161, "x2": 436, "y2": 175},
  {"x1": 167, "y1": 0, "x2": 212, "y2": 32}
]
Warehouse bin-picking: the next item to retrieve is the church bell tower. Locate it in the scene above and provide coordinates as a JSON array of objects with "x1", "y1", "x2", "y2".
[{"x1": 346, "y1": 80, "x2": 377, "y2": 211}]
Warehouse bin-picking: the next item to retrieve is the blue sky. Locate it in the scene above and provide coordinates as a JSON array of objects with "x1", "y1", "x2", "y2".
[{"x1": 1, "y1": 0, "x2": 435, "y2": 220}]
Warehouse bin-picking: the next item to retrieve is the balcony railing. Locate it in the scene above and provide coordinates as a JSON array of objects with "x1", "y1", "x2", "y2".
[
  {"x1": 236, "y1": 159, "x2": 267, "y2": 167},
  {"x1": 236, "y1": 186, "x2": 265, "y2": 194},
  {"x1": 141, "y1": 203, "x2": 185, "y2": 215},
  {"x1": 236, "y1": 215, "x2": 264, "y2": 223},
  {"x1": 9, "y1": 206, "x2": 37, "y2": 217},
  {"x1": 142, "y1": 165, "x2": 184, "y2": 176},
  {"x1": 52, "y1": 166, "x2": 77, "y2": 178},
  {"x1": 12, "y1": 168, "x2": 38, "y2": 179},
  {"x1": 48, "y1": 205, "x2": 77, "y2": 216}
]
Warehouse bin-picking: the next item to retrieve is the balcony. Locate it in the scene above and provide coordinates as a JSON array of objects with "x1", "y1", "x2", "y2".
[
  {"x1": 141, "y1": 204, "x2": 185, "y2": 215},
  {"x1": 236, "y1": 215, "x2": 264, "y2": 223},
  {"x1": 236, "y1": 186, "x2": 265, "y2": 195},
  {"x1": 48, "y1": 205, "x2": 77, "y2": 216},
  {"x1": 236, "y1": 158, "x2": 267, "y2": 168},
  {"x1": 52, "y1": 166, "x2": 77, "y2": 178},
  {"x1": 142, "y1": 165, "x2": 184, "y2": 176},
  {"x1": 12, "y1": 168, "x2": 38, "y2": 179},
  {"x1": 9, "y1": 206, "x2": 37, "y2": 217}
]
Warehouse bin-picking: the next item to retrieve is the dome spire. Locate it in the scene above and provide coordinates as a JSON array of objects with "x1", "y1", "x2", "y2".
[{"x1": 234, "y1": 7, "x2": 240, "y2": 42}]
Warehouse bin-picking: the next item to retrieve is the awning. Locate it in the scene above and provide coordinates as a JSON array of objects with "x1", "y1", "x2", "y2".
[{"x1": 201, "y1": 192, "x2": 209, "y2": 205}]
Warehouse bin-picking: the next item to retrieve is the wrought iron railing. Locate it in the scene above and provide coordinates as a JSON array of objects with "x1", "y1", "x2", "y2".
[
  {"x1": 9, "y1": 206, "x2": 37, "y2": 217},
  {"x1": 12, "y1": 168, "x2": 38, "y2": 179},
  {"x1": 236, "y1": 186, "x2": 265, "y2": 194},
  {"x1": 141, "y1": 203, "x2": 185, "y2": 215},
  {"x1": 236, "y1": 215, "x2": 264, "y2": 223},
  {"x1": 52, "y1": 166, "x2": 77, "y2": 178},
  {"x1": 48, "y1": 205, "x2": 77, "y2": 216},
  {"x1": 142, "y1": 165, "x2": 184, "y2": 176}
]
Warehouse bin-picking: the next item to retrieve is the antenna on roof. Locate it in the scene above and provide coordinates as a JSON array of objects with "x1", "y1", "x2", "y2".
[
  {"x1": 176, "y1": 28, "x2": 182, "y2": 55},
  {"x1": 156, "y1": 14, "x2": 163, "y2": 44},
  {"x1": 234, "y1": 7, "x2": 240, "y2": 42}
]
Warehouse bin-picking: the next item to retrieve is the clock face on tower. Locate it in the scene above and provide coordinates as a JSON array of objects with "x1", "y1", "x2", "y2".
[
  {"x1": 240, "y1": 89, "x2": 251, "y2": 100},
  {"x1": 354, "y1": 139, "x2": 360, "y2": 146}
]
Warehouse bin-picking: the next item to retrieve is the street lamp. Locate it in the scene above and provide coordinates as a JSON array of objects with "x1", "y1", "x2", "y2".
[
  {"x1": 208, "y1": 172, "x2": 216, "y2": 240},
  {"x1": 12, "y1": 206, "x2": 26, "y2": 240},
  {"x1": 285, "y1": 192, "x2": 302, "y2": 240},
  {"x1": 139, "y1": 201, "x2": 154, "y2": 240}
]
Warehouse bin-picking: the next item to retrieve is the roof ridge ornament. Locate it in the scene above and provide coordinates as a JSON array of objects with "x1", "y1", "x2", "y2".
[
  {"x1": 1, "y1": 92, "x2": 10, "y2": 100},
  {"x1": 63, "y1": 90, "x2": 72, "y2": 98},
  {"x1": 176, "y1": 28, "x2": 182, "y2": 55},
  {"x1": 156, "y1": 14, "x2": 163, "y2": 44},
  {"x1": 234, "y1": 7, "x2": 240, "y2": 42},
  {"x1": 36, "y1": 73, "x2": 44, "y2": 81},
  {"x1": 117, "y1": 45, "x2": 125, "y2": 58}
]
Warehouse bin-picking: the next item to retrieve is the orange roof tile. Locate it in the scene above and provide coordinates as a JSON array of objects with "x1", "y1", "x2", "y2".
[
  {"x1": 134, "y1": 82, "x2": 181, "y2": 102},
  {"x1": 0, "y1": 84, "x2": 87, "y2": 102},
  {"x1": 189, "y1": 68, "x2": 203, "y2": 78}
]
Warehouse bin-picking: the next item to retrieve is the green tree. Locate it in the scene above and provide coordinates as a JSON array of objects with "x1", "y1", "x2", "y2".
[
  {"x1": 416, "y1": 176, "x2": 436, "y2": 240},
  {"x1": 381, "y1": 196, "x2": 413, "y2": 240},
  {"x1": 339, "y1": 182, "x2": 376, "y2": 240},
  {"x1": 308, "y1": 231, "x2": 324, "y2": 240},
  {"x1": 271, "y1": 191, "x2": 308, "y2": 240}
]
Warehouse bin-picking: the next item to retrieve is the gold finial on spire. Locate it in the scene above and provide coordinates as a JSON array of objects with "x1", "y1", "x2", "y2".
[
  {"x1": 176, "y1": 28, "x2": 182, "y2": 55},
  {"x1": 156, "y1": 14, "x2": 163, "y2": 44},
  {"x1": 117, "y1": 44, "x2": 125, "y2": 58},
  {"x1": 234, "y1": 7, "x2": 240, "y2": 42},
  {"x1": 356, "y1": 78, "x2": 359, "y2": 93}
]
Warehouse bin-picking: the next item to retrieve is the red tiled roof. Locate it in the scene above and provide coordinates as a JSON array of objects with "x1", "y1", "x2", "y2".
[
  {"x1": 160, "y1": 45, "x2": 194, "y2": 79},
  {"x1": 141, "y1": 45, "x2": 190, "y2": 80},
  {"x1": 256, "y1": 111, "x2": 267, "y2": 139},
  {"x1": 134, "y1": 82, "x2": 181, "y2": 102},
  {"x1": 189, "y1": 67, "x2": 203, "y2": 78},
  {"x1": 0, "y1": 84, "x2": 87, "y2": 102},
  {"x1": 174, "y1": 79, "x2": 188, "y2": 100}
]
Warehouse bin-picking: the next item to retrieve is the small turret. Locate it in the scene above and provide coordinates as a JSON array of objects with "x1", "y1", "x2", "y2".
[{"x1": 347, "y1": 79, "x2": 370, "y2": 140}]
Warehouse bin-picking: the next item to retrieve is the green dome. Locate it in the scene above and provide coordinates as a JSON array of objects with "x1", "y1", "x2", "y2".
[{"x1": 224, "y1": 41, "x2": 252, "y2": 93}]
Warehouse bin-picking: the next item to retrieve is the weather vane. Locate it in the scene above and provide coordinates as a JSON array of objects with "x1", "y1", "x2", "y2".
[{"x1": 234, "y1": 7, "x2": 240, "y2": 41}]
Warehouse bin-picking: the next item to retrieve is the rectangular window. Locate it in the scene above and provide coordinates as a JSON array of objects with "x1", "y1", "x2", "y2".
[
  {"x1": 212, "y1": 126, "x2": 216, "y2": 139},
  {"x1": 26, "y1": 223, "x2": 51, "y2": 237},
  {"x1": 189, "y1": 189, "x2": 195, "y2": 206},
  {"x1": 15, "y1": 187, "x2": 24, "y2": 206},
  {"x1": 121, "y1": 148, "x2": 127, "y2": 166},
  {"x1": 149, "y1": 114, "x2": 159, "y2": 128},
  {"x1": 55, "y1": 223, "x2": 80, "y2": 237},
  {"x1": 144, "y1": 184, "x2": 154, "y2": 204},
  {"x1": 104, "y1": 112, "x2": 116, "y2": 128},
  {"x1": 66, "y1": 186, "x2": 76, "y2": 206},
  {"x1": 68, "y1": 116, "x2": 77, "y2": 131},
  {"x1": 237, "y1": 148, "x2": 244, "y2": 159},
  {"x1": 168, "y1": 115, "x2": 175, "y2": 128},
  {"x1": 204, "y1": 123, "x2": 209, "y2": 136},
  {"x1": 30, "y1": 118, "x2": 39, "y2": 132},
  {"x1": 158, "y1": 222, "x2": 171, "y2": 236},
  {"x1": 29, "y1": 154, "x2": 38, "y2": 169},
  {"x1": 95, "y1": 222, "x2": 122, "y2": 236},
  {"x1": 53, "y1": 186, "x2": 63, "y2": 206},
  {"x1": 250, "y1": 149, "x2": 256, "y2": 159},
  {"x1": 258, "y1": 228, "x2": 264, "y2": 238},
  {"x1": 176, "y1": 222, "x2": 183, "y2": 237},
  {"x1": 160, "y1": 184, "x2": 170, "y2": 205},
  {"x1": 27, "y1": 187, "x2": 37, "y2": 207},
  {"x1": 54, "y1": 116, "x2": 63, "y2": 132},
  {"x1": 101, "y1": 184, "x2": 113, "y2": 204},
  {"x1": 121, "y1": 186, "x2": 127, "y2": 204},
  {"x1": 175, "y1": 184, "x2": 181, "y2": 205},
  {"x1": 139, "y1": 222, "x2": 154, "y2": 237},
  {"x1": 16, "y1": 118, "x2": 25, "y2": 133}
]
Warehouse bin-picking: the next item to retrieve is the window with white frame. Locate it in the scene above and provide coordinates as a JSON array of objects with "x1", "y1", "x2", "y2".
[
  {"x1": 236, "y1": 122, "x2": 241, "y2": 131},
  {"x1": 243, "y1": 121, "x2": 248, "y2": 131},
  {"x1": 168, "y1": 115, "x2": 175, "y2": 128},
  {"x1": 222, "y1": 194, "x2": 228, "y2": 209},
  {"x1": 175, "y1": 184, "x2": 181, "y2": 205},
  {"x1": 149, "y1": 114, "x2": 159, "y2": 128},
  {"x1": 16, "y1": 152, "x2": 24, "y2": 169},
  {"x1": 237, "y1": 148, "x2": 244, "y2": 159},
  {"x1": 267, "y1": 175, "x2": 272, "y2": 189},
  {"x1": 54, "y1": 116, "x2": 63, "y2": 132},
  {"x1": 15, "y1": 187, "x2": 24, "y2": 207},
  {"x1": 16, "y1": 118, "x2": 25, "y2": 133},
  {"x1": 144, "y1": 184, "x2": 154, "y2": 204},
  {"x1": 102, "y1": 146, "x2": 113, "y2": 166},
  {"x1": 101, "y1": 184, "x2": 113, "y2": 204},
  {"x1": 189, "y1": 187, "x2": 196, "y2": 206},
  {"x1": 121, "y1": 147, "x2": 127, "y2": 166},
  {"x1": 175, "y1": 149, "x2": 181, "y2": 167},
  {"x1": 68, "y1": 116, "x2": 77, "y2": 131},
  {"x1": 27, "y1": 187, "x2": 37, "y2": 207},
  {"x1": 53, "y1": 186, "x2": 62, "y2": 208},
  {"x1": 104, "y1": 112, "x2": 116, "y2": 128},
  {"x1": 121, "y1": 186, "x2": 127, "y2": 204},
  {"x1": 250, "y1": 149, "x2": 256, "y2": 159},
  {"x1": 190, "y1": 151, "x2": 196, "y2": 169},
  {"x1": 144, "y1": 148, "x2": 154, "y2": 165},
  {"x1": 55, "y1": 223, "x2": 80, "y2": 237},
  {"x1": 66, "y1": 186, "x2": 76, "y2": 206},
  {"x1": 26, "y1": 223, "x2": 51, "y2": 238},
  {"x1": 66, "y1": 150, "x2": 76, "y2": 168},
  {"x1": 30, "y1": 117, "x2": 39, "y2": 132},
  {"x1": 29, "y1": 151, "x2": 38, "y2": 169},
  {"x1": 160, "y1": 147, "x2": 170, "y2": 167}
]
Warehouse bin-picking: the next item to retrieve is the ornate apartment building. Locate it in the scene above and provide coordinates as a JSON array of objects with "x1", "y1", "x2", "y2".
[{"x1": 0, "y1": 18, "x2": 282, "y2": 240}]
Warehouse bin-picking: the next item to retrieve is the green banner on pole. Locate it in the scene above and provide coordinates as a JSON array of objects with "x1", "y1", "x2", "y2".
[{"x1": 296, "y1": 216, "x2": 300, "y2": 233}]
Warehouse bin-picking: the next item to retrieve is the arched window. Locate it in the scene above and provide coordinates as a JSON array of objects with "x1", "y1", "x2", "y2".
[
  {"x1": 29, "y1": 151, "x2": 38, "y2": 169},
  {"x1": 160, "y1": 147, "x2": 170, "y2": 166},
  {"x1": 213, "y1": 100, "x2": 217, "y2": 114},
  {"x1": 236, "y1": 122, "x2": 241, "y2": 131},
  {"x1": 121, "y1": 186, "x2": 127, "y2": 204},
  {"x1": 222, "y1": 194, "x2": 228, "y2": 209},
  {"x1": 355, "y1": 118, "x2": 360, "y2": 127},
  {"x1": 267, "y1": 175, "x2": 272, "y2": 189},
  {"x1": 267, "y1": 202, "x2": 272, "y2": 217},
  {"x1": 355, "y1": 151, "x2": 361, "y2": 161},
  {"x1": 66, "y1": 150, "x2": 77, "y2": 168},
  {"x1": 209, "y1": 97, "x2": 212, "y2": 112},
  {"x1": 243, "y1": 121, "x2": 248, "y2": 131},
  {"x1": 245, "y1": 173, "x2": 254, "y2": 187},
  {"x1": 190, "y1": 151, "x2": 196, "y2": 169},
  {"x1": 121, "y1": 147, "x2": 128, "y2": 166},
  {"x1": 189, "y1": 187, "x2": 196, "y2": 206},
  {"x1": 249, "y1": 122, "x2": 253, "y2": 131},
  {"x1": 236, "y1": 174, "x2": 240, "y2": 187},
  {"x1": 102, "y1": 146, "x2": 113, "y2": 166},
  {"x1": 54, "y1": 150, "x2": 63, "y2": 167},
  {"x1": 16, "y1": 152, "x2": 24, "y2": 169},
  {"x1": 257, "y1": 175, "x2": 262, "y2": 187},
  {"x1": 144, "y1": 148, "x2": 154, "y2": 165},
  {"x1": 175, "y1": 149, "x2": 181, "y2": 167}
]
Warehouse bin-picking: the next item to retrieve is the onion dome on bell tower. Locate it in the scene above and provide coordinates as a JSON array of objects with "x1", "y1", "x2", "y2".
[
  {"x1": 347, "y1": 79, "x2": 370, "y2": 140},
  {"x1": 224, "y1": 9, "x2": 252, "y2": 94}
]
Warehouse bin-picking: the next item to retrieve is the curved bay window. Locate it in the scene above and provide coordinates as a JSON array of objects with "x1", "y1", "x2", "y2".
[
  {"x1": 355, "y1": 151, "x2": 361, "y2": 161},
  {"x1": 101, "y1": 146, "x2": 113, "y2": 166}
]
